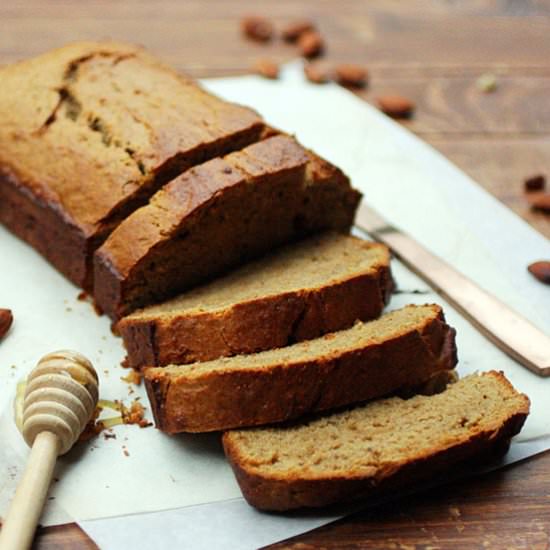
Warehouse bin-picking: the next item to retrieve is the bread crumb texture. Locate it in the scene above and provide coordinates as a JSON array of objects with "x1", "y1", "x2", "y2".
[{"x1": 225, "y1": 372, "x2": 529, "y2": 479}]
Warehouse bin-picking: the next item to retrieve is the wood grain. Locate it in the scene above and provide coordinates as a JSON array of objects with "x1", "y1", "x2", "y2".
[
  {"x1": 0, "y1": 0, "x2": 548, "y2": 548},
  {"x1": 266, "y1": 452, "x2": 550, "y2": 549}
]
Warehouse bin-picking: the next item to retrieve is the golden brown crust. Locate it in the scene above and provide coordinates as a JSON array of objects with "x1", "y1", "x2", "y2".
[
  {"x1": 0, "y1": 42, "x2": 264, "y2": 289},
  {"x1": 94, "y1": 135, "x2": 361, "y2": 320},
  {"x1": 143, "y1": 305, "x2": 457, "y2": 433},
  {"x1": 222, "y1": 371, "x2": 530, "y2": 511},
  {"x1": 117, "y1": 245, "x2": 393, "y2": 369}
]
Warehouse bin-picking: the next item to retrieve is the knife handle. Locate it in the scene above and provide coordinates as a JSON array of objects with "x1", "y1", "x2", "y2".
[{"x1": 356, "y1": 203, "x2": 550, "y2": 377}]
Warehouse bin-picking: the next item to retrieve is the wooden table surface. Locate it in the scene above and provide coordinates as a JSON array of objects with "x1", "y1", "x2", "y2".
[{"x1": 1, "y1": 1, "x2": 549, "y2": 548}]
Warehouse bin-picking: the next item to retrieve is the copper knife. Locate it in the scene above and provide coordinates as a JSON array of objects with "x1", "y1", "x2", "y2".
[{"x1": 355, "y1": 202, "x2": 550, "y2": 377}]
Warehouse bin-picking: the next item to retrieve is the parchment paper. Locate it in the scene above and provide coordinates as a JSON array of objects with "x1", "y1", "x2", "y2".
[{"x1": 1, "y1": 62, "x2": 549, "y2": 549}]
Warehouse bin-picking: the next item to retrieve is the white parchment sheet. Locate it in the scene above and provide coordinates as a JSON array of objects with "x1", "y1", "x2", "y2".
[{"x1": 1, "y1": 62, "x2": 549, "y2": 549}]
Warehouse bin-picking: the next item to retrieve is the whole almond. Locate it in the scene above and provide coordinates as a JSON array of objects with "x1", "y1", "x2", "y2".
[
  {"x1": 241, "y1": 16, "x2": 274, "y2": 42},
  {"x1": 334, "y1": 64, "x2": 368, "y2": 88},
  {"x1": 526, "y1": 192, "x2": 550, "y2": 212},
  {"x1": 281, "y1": 20, "x2": 315, "y2": 43},
  {"x1": 528, "y1": 261, "x2": 550, "y2": 284},
  {"x1": 377, "y1": 94, "x2": 416, "y2": 119},
  {"x1": 304, "y1": 63, "x2": 329, "y2": 84},
  {"x1": 254, "y1": 59, "x2": 279, "y2": 80},
  {"x1": 524, "y1": 174, "x2": 546, "y2": 193},
  {"x1": 0, "y1": 308, "x2": 13, "y2": 340},
  {"x1": 298, "y1": 31, "x2": 324, "y2": 59}
]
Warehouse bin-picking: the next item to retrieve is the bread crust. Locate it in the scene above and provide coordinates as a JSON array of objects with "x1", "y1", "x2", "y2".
[
  {"x1": 94, "y1": 136, "x2": 361, "y2": 320},
  {"x1": 144, "y1": 305, "x2": 457, "y2": 433},
  {"x1": 0, "y1": 42, "x2": 264, "y2": 289},
  {"x1": 117, "y1": 243, "x2": 393, "y2": 369},
  {"x1": 222, "y1": 371, "x2": 530, "y2": 511}
]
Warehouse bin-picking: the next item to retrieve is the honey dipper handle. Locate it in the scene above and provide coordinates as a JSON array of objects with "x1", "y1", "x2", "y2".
[{"x1": 0, "y1": 431, "x2": 59, "y2": 550}]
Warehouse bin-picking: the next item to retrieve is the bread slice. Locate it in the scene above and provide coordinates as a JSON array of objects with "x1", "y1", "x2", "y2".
[
  {"x1": 223, "y1": 371, "x2": 530, "y2": 511},
  {"x1": 94, "y1": 135, "x2": 361, "y2": 320},
  {"x1": 117, "y1": 234, "x2": 394, "y2": 369},
  {"x1": 0, "y1": 42, "x2": 264, "y2": 289},
  {"x1": 144, "y1": 304, "x2": 457, "y2": 433}
]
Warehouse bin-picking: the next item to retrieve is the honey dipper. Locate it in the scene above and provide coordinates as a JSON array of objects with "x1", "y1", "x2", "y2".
[{"x1": 0, "y1": 350, "x2": 98, "y2": 550}]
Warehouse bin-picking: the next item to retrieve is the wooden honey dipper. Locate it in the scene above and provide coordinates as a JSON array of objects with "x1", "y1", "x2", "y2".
[{"x1": 0, "y1": 350, "x2": 98, "y2": 550}]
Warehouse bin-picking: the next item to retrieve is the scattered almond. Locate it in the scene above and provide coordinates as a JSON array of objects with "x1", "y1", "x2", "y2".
[
  {"x1": 281, "y1": 20, "x2": 315, "y2": 43},
  {"x1": 0, "y1": 308, "x2": 13, "y2": 340},
  {"x1": 254, "y1": 59, "x2": 279, "y2": 79},
  {"x1": 241, "y1": 16, "x2": 274, "y2": 43},
  {"x1": 334, "y1": 64, "x2": 368, "y2": 88},
  {"x1": 376, "y1": 94, "x2": 416, "y2": 119},
  {"x1": 526, "y1": 192, "x2": 550, "y2": 213},
  {"x1": 524, "y1": 174, "x2": 546, "y2": 193},
  {"x1": 528, "y1": 261, "x2": 550, "y2": 285},
  {"x1": 298, "y1": 31, "x2": 324, "y2": 58},
  {"x1": 304, "y1": 63, "x2": 329, "y2": 84}
]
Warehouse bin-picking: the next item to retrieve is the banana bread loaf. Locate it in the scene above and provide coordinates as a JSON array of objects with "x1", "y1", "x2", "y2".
[
  {"x1": 144, "y1": 304, "x2": 457, "y2": 433},
  {"x1": 223, "y1": 371, "x2": 529, "y2": 511},
  {"x1": 0, "y1": 42, "x2": 264, "y2": 288},
  {"x1": 117, "y1": 234, "x2": 394, "y2": 369},
  {"x1": 94, "y1": 135, "x2": 361, "y2": 320}
]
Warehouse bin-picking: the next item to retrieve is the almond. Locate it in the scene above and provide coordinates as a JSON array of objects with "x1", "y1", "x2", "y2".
[
  {"x1": 524, "y1": 174, "x2": 546, "y2": 193},
  {"x1": 254, "y1": 59, "x2": 279, "y2": 79},
  {"x1": 241, "y1": 16, "x2": 274, "y2": 43},
  {"x1": 526, "y1": 192, "x2": 550, "y2": 212},
  {"x1": 528, "y1": 261, "x2": 550, "y2": 285},
  {"x1": 281, "y1": 20, "x2": 315, "y2": 43},
  {"x1": 0, "y1": 308, "x2": 13, "y2": 340},
  {"x1": 304, "y1": 63, "x2": 329, "y2": 84},
  {"x1": 376, "y1": 94, "x2": 416, "y2": 119},
  {"x1": 298, "y1": 31, "x2": 324, "y2": 59},
  {"x1": 334, "y1": 64, "x2": 368, "y2": 88}
]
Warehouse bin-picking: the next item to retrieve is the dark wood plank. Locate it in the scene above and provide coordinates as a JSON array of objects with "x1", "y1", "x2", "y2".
[
  {"x1": 361, "y1": 76, "x2": 550, "y2": 135},
  {"x1": 427, "y1": 138, "x2": 550, "y2": 239},
  {"x1": 1, "y1": 2, "x2": 550, "y2": 73},
  {"x1": 266, "y1": 450, "x2": 550, "y2": 549},
  {"x1": 33, "y1": 524, "x2": 98, "y2": 550}
]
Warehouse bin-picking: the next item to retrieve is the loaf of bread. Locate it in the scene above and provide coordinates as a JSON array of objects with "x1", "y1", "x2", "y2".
[
  {"x1": 223, "y1": 371, "x2": 530, "y2": 511},
  {"x1": 95, "y1": 135, "x2": 361, "y2": 320},
  {"x1": 144, "y1": 304, "x2": 457, "y2": 433},
  {"x1": 117, "y1": 234, "x2": 394, "y2": 369},
  {"x1": 0, "y1": 42, "x2": 264, "y2": 289}
]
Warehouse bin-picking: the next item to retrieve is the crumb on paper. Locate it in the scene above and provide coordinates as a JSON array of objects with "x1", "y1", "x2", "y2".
[
  {"x1": 122, "y1": 399, "x2": 153, "y2": 428},
  {"x1": 122, "y1": 446, "x2": 130, "y2": 457},
  {"x1": 121, "y1": 370, "x2": 143, "y2": 386},
  {"x1": 79, "y1": 397, "x2": 153, "y2": 442}
]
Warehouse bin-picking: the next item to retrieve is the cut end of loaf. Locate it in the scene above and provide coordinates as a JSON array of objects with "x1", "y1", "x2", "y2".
[
  {"x1": 223, "y1": 371, "x2": 529, "y2": 511},
  {"x1": 117, "y1": 234, "x2": 394, "y2": 368}
]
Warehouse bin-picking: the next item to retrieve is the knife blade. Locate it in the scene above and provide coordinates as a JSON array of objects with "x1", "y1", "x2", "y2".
[{"x1": 355, "y1": 202, "x2": 550, "y2": 377}]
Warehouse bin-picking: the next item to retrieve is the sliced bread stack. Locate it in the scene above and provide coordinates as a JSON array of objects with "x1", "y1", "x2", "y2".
[
  {"x1": 123, "y1": 229, "x2": 528, "y2": 512},
  {"x1": 145, "y1": 303, "x2": 457, "y2": 432}
]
